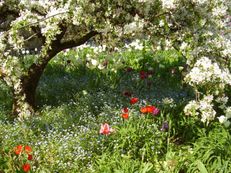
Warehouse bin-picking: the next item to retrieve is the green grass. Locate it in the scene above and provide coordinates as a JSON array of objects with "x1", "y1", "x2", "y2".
[{"x1": 0, "y1": 48, "x2": 230, "y2": 172}]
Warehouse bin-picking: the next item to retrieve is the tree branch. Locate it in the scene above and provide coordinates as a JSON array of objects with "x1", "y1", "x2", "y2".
[
  {"x1": 58, "y1": 30, "x2": 99, "y2": 51},
  {"x1": 31, "y1": 25, "x2": 45, "y2": 43},
  {"x1": 25, "y1": 30, "x2": 99, "y2": 84},
  {"x1": 2, "y1": 11, "x2": 68, "y2": 37}
]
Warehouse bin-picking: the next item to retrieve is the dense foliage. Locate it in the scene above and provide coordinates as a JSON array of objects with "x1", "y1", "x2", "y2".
[
  {"x1": 0, "y1": 0, "x2": 230, "y2": 172},
  {"x1": 0, "y1": 47, "x2": 230, "y2": 172},
  {"x1": 0, "y1": 0, "x2": 230, "y2": 122}
]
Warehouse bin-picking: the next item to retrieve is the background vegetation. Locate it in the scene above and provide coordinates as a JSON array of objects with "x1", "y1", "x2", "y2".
[{"x1": 0, "y1": 47, "x2": 230, "y2": 172}]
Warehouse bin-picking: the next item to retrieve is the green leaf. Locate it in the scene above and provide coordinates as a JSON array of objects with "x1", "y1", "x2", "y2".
[
  {"x1": 140, "y1": 162, "x2": 153, "y2": 173},
  {"x1": 197, "y1": 160, "x2": 208, "y2": 173}
]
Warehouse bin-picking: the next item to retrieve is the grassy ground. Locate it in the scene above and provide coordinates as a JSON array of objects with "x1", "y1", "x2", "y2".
[{"x1": 0, "y1": 49, "x2": 230, "y2": 172}]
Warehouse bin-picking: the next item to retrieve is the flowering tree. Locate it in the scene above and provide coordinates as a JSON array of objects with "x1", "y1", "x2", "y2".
[{"x1": 0, "y1": 0, "x2": 230, "y2": 121}]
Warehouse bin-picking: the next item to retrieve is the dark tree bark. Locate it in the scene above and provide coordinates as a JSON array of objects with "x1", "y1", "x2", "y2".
[{"x1": 11, "y1": 29, "x2": 99, "y2": 118}]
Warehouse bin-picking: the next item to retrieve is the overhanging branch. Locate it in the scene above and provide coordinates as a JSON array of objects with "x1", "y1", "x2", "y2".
[
  {"x1": 25, "y1": 30, "x2": 99, "y2": 85},
  {"x1": 59, "y1": 30, "x2": 99, "y2": 51}
]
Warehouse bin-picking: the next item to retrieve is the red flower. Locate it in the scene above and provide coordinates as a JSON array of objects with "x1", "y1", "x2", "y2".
[
  {"x1": 121, "y1": 107, "x2": 129, "y2": 119},
  {"x1": 100, "y1": 123, "x2": 113, "y2": 135},
  {"x1": 139, "y1": 71, "x2": 148, "y2": 79},
  {"x1": 122, "y1": 107, "x2": 129, "y2": 113},
  {"x1": 140, "y1": 107, "x2": 147, "y2": 113},
  {"x1": 28, "y1": 154, "x2": 33, "y2": 161},
  {"x1": 22, "y1": 163, "x2": 31, "y2": 172},
  {"x1": 24, "y1": 145, "x2": 32, "y2": 154},
  {"x1": 14, "y1": 145, "x2": 23, "y2": 155},
  {"x1": 130, "y1": 97, "x2": 139, "y2": 104},
  {"x1": 123, "y1": 91, "x2": 132, "y2": 97},
  {"x1": 140, "y1": 105, "x2": 160, "y2": 115},
  {"x1": 140, "y1": 106, "x2": 155, "y2": 113},
  {"x1": 121, "y1": 113, "x2": 129, "y2": 119}
]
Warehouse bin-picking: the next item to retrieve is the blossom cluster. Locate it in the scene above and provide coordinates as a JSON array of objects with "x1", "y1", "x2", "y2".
[
  {"x1": 184, "y1": 95, "x2": 215, "y2": 124},
  {"x1": 184, "y1": 56, "x2": 231, "y2": 126},
  {"x1": 184, "y1": 94, "x2": 231, "y2": 126},
  {"x1": 185, "y1": 57, "x2": 231, "y2": 89}
]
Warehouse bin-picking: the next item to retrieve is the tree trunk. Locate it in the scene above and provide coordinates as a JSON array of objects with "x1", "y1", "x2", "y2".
[
  {"x1": 10, "y1": 31, "x2": 98, "y2": 119},
  {"x1": 12, "y1": 86, "x2": 35, "y2": 120},
  {"x1": 12, "y1": 55, "x2": 52, "y2": 120}
]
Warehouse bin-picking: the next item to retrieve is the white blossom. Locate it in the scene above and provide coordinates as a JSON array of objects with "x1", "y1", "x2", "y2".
[
  {"x1": 184, "y1": 100, "x2": 199, "y2": 116},
  {"x1": 225, "y1": 107, "x2": 231, "y2": 119},
  {"x1": 185, "y1": 57, "x2": 231, "y2": 87},
  {"x1": 91, "y1": 59, "x2": 98, "y2": 66},
  {"x1": 161, "y1": 0, "x2": 176, "y2": 9},
  {"x1": 180, "y1": 42, "x2": 188, "y2": 50},
  {"x1": 218, "y1": 115, "x2": 230, "y2": 127},
  {"x1": 217, "y1": 115, "x2": 227, "y2": 124},
  {"x1": 159, "y1": 20, "x2": 165, "y2": 27},
  {"x1": 212, "y1": 5, "x2": 227, "y2": 17}
]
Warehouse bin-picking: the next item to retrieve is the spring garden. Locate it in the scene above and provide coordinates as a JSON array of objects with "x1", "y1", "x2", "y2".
[{"x1": 0, "y1": 0, "x2": 231, "y2": 172}]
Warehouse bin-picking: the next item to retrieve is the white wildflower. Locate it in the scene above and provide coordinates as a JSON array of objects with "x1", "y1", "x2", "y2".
[
  {"x1": 184, "y1": 100, "x2": 199, "y2": 116},
  {"x1": 91, "y1": 59, "x2": 98, "y2": 66},
  {"x1": 217, "y1": 115, "x2": 227, "y2": 124}
]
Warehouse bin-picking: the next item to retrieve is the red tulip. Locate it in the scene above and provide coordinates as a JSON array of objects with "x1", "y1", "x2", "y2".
[
  {"x1": 140, "y1": 106, "x2": 155, "y2": 113},
  {"x1": 140, "y1": 71, "x2": 148, "y2": 79},
  {"x1": 140, "y1": 105, "x2": 160, "y2": 115},
  {"x1": 140, "y1": 107, "x2": 148, "y2": 113},
  {"x1": 146, "y1": 106, "x2": 156, "y2": 113},
  {"x1": 122, "y1": 107, "x2": 129, "y2": 113},
  {"x1": 22, "y1": 163, "x2": 31, "y2": 172},
  {"x1": 121, "y1": 107, "x2": 129, "y2": 119},
  {"x1": 14, "y1": 145, "x2": 23, "y2": 155},
  {"x1": 24, "y1": 145, "x2": 32, "y2": 154},
  {"x1": 28, "y1": 154, "x2": 33, "y2": 160},
  {"x1": 121, "y1": 113, "x2": 129, "y2": 119},
  {"x1": 130, "y1": 97, "x2": 139, "y2": 104}
]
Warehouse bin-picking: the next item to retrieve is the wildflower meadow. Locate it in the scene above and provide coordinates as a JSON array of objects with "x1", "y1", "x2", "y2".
[{"x1": 0, "y1": 0, "x2": 231, "y2": 172}]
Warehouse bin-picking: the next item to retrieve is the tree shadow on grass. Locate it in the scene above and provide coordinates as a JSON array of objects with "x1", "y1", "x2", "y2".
[
  {"x1": 0, "y1": 57, "x2": 193, "y2": 123},
  {"x1": 0, "y1": 81, "x2": 12, "y2": 119},
  {"x1": 37, "y1": 62, "x2": 193, "y2": 112}
]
